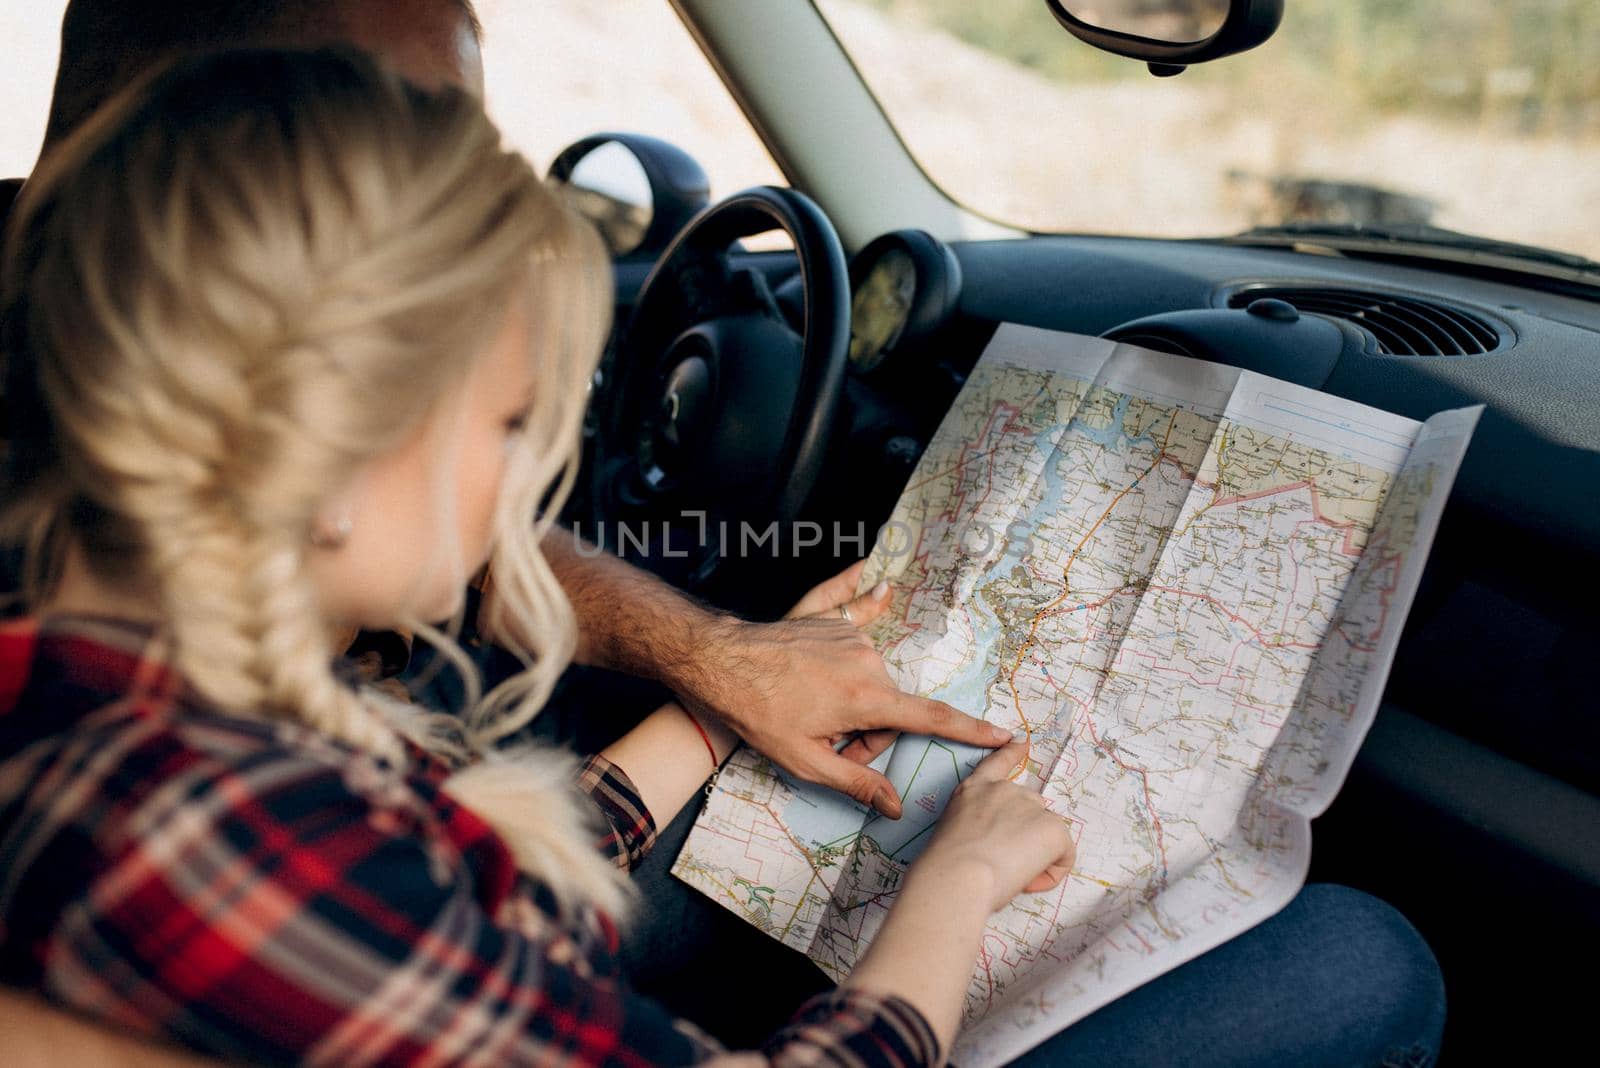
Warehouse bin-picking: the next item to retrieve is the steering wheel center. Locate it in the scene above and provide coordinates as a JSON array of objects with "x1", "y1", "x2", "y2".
[
  {"x1": 656, "y1": 349, "x2": 710, "y2": 451},
  {"x1": 636, "y1": 341, "x2": 713, "y2": 493}
]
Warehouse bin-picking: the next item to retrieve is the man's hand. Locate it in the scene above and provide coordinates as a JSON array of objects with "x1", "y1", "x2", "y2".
[
  {"x1": 531, "y1": 533, "x2": 1008, "y2": 818},
  {"x1": 677, "y1": 560, "x2": 1012, "y2": 818}
]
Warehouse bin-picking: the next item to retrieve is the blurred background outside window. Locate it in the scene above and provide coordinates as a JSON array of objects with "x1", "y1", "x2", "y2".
[
  {"x1": 6, "y1": 1, "x2": 1596, "y2": 263},
  {"x1": 1, "y1": 1, "x2": 785, "y2": 202},
  {"x1": 821, "y1": 0, "x2": 1600, "y2": 259}
]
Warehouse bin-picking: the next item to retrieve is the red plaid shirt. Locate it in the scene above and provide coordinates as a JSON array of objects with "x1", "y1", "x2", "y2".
[{"x1": 0, "y1": 615, "x2": 940, "y2": 1067}]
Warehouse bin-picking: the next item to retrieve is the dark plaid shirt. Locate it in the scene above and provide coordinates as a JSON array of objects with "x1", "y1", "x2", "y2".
[{"x1": 0, "y1": 615, "x2": 940, "y2": 1067}]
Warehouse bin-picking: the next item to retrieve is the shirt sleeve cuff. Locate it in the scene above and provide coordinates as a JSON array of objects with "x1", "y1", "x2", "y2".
[
  {"x1": 764, "y1": 987, "x2": 943, "y2": 1068},
  {"x1": 575, "y1": 753, "x2": 658, "y2": 872}
]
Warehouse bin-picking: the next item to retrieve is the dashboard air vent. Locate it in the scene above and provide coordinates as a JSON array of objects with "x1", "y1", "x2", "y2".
[{"x1": 1224, "y1": 286, "x2": 1505, "y2": 356}]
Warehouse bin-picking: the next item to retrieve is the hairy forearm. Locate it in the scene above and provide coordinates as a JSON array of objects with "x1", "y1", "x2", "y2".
[
  {"x1": 601, "y1": 701, "x2": 740, "y2": 826},
  {"x1": 843, "y1": 862, "x2": 995, "y2": 1057},
  {"x1": 541, "y1": 527, "x2": 732, "y2": 688}
]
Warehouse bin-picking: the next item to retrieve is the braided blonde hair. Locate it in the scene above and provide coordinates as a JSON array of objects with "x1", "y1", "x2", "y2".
[{"x1": 1, "y1": 48, "x2": 628, "y2": 918}]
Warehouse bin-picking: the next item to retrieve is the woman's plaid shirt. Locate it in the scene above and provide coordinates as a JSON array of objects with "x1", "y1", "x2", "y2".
[{"x1": 0, "y1": 615, "x2": 941, "y2": 1067}]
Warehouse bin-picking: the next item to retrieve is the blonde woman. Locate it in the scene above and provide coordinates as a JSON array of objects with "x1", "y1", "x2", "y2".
[{"x1": 0, "y1": 47, "x2": 1076, "y2": 1067}]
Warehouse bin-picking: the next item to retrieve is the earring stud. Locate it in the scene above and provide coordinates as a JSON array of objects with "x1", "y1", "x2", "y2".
[{"x1": 310, "y1": 514, "x2": 353, "y2": 550}]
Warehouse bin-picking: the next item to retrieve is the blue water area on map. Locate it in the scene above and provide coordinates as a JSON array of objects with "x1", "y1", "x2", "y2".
[
  {"x1": 773, "y1": 757, "x2": 885, "y2": 856},
  {"x1": 1074, "y1": 392, "x2": 1136, "y2": 450},
  {"x1": 865, "y1": 735, "x2": 986, "y2": 862}
]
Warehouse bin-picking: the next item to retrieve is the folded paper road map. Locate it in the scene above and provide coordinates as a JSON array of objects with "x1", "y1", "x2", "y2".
[{"x1": 673, "y1": 324, "x2": 1479, "y2": 1065}]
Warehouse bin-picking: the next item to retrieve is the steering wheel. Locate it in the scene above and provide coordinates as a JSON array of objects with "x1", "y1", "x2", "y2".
[{"x1": 586, "y1": 186, "x2": 850, "y2": 584}]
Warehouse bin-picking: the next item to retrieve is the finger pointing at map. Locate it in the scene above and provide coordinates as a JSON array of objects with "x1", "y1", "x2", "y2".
[{"x1": 681, "y1": 560, "x2": 1013, "y2": 820}]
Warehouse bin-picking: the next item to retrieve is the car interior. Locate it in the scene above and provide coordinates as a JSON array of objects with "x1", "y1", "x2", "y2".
[
  {"x1": 2, "y1": 0, "x2": 1595, "y2": 1061},
  {"x1": 548, "y1": 1, "x2": 1598, "y2": 1059}
]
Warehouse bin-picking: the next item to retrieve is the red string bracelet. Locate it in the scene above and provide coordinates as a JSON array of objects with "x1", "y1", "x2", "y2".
[{"x1": 682, "y1": 706, "x2": 719, "y2": 772}]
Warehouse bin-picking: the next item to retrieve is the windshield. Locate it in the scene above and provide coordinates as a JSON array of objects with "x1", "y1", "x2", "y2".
[{"x1": 820, "y1": 0, "x2": 1600, "y2": 264}]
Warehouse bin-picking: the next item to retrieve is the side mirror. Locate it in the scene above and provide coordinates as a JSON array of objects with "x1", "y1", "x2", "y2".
[
  {"x1": 1045, "y1": 0, "x2": 1282, "y2": 76},
  {"x1": 549, "y1": 134, "x2": 711, "y2": 261}
]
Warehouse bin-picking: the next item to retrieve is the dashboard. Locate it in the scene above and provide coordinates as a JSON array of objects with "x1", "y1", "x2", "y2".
[{"x1": 839, "y1": 228, "x2": 1600, "y2": 550}]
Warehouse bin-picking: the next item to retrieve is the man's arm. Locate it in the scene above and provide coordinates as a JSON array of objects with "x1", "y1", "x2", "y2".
[
  {"x1": 521, "y1": 529, "x2": 1012, "y2": 819},
  {"x1": 539, "y1": 526, "x2": 728, "y2": 679}
]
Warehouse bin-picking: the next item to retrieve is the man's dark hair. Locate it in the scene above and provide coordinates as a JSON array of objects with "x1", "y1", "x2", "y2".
[{"x1": 43, "y1": 0, "x2": 481, "y2": 147}]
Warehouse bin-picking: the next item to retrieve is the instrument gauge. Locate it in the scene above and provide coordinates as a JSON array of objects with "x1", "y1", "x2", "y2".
[
  {"x1": 844, "y1": 231, "x2": 962, "y2": 375},
  {"x1": 849, "y1": 248, "x2": 918, "y2": 372}
]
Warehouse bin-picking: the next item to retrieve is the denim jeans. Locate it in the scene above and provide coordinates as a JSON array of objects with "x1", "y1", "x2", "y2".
[{"x1": 1006, "y1": 882, "x2": 1444, "y2": 1068}]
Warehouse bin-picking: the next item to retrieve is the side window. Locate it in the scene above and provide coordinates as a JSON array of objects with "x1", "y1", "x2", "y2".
[
  {"x1": 2, "y1": 1, "x2": 788, "y2": 200},
  {"x1": 478, "y1": 0, "x2": 785, "y2": 197},
  {"x1": 2, "y1": 2, "x2": 66, "y2": 178}
]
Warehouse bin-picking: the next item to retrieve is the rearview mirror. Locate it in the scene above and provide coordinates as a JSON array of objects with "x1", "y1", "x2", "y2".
[{"x1": 1045, "y1": 0, "x2": 1282, "y2": 76}]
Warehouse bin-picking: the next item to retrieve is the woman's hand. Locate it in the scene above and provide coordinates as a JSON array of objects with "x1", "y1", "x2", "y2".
[
  {"x1": 911, "y1": 741, "x2": 1077, "y2": 908},
  {"x1": 842, "y1": 741, "x2": 1077, "y2": 1053}
]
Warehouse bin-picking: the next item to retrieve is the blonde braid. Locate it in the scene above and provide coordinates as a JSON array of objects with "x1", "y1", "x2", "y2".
[
  {"x1": 1, "y1": 47, "x2": 628, "y2": 918},
  {"x1": 247, "y1": 536, "x2": 404, "y2": 762},
  {"x1": 143, "y1": 503, "x2": 267, "y2": 715}
]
